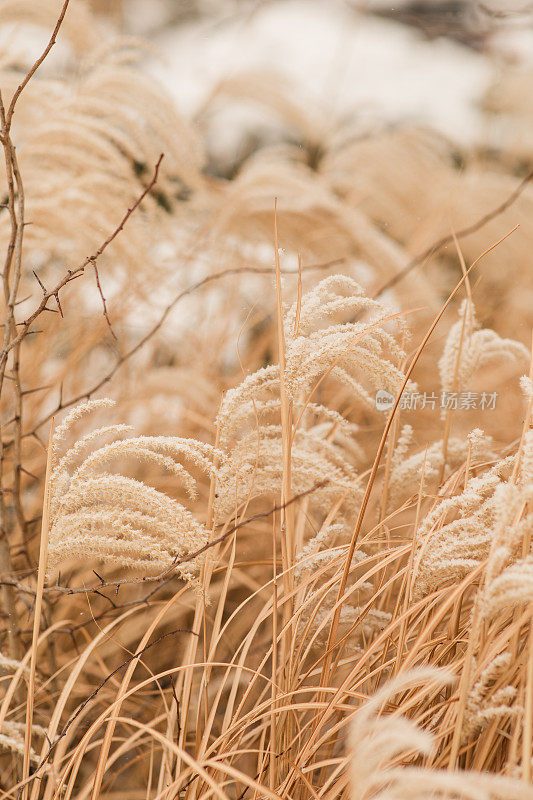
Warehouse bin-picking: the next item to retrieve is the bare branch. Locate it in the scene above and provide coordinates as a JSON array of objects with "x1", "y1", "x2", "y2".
[
  {"x1": 374, "y1": 168, "x2": 533, "y2": 298},
  {"x1": 1, "y1": 480, "x2": 327, "y2": 602},
  {"x1": 91, "y1": 258, "x2": 117, "y2": 339},
  {"x1": 0, "y1": 153, "x2": 164, "y2": 367},
  {"x1": 27, "y1": 258, "x2": 342, "y2": 434}
]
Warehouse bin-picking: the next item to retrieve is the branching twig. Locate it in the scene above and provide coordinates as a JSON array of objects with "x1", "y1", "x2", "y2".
[
  {"x1": 36, "y1": 626, "x2": 195, "y2": 771},
  {"x1": 26, "y1": 259, "x2": 342, "y2": 435},
  {"x1": 91, "y1": 258, "x2": 116, "y2": 339},
  {"x1": 374, "y1": 168, "x2": 533, "y2": 297},
  {"x1": 0, "y1": 481, "x2": 327, "y2": 603},
  {"x1": 0, "y1": 154, "x2": 164, "y2": 368}
]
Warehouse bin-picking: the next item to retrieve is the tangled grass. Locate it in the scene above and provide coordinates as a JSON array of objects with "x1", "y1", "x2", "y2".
[{"x1": 1, "y1": 2, "x2": 533, "y2": 799}]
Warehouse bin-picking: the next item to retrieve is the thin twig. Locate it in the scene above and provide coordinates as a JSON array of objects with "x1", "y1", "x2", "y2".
[
  {"x1": 0, "y1": 154, "x2": 164, "y2": 368},
  {"x1": 26, "y1": 259, "x2": 342, "y2": 436},
  {"x1": 36, "y1": 627, "x2": 195, "y2": 771},
  {"x1": 2, "y1": 481, "x2": 327, "y2": 605},
  {"x1": 373, "y1": 169, "x2": 533, "y2": 298}
]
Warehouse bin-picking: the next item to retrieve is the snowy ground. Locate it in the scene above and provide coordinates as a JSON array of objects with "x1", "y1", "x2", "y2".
[
  {"x1": 152, "y1": 1, "x2": 489, "y2": 135},
  {"x1": 120, "y1": 0, "x2": 527, "y2": 175},
  {"x1": 121, "y1": 0, "x2": 533, "y2": 171},
  {"x1": 6, "y1": 1, "x2": 531, "y2": 165}
]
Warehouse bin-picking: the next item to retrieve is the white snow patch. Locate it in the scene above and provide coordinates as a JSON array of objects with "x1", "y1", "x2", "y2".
[{"x1": 149, "y1": 0, "x2": 492, "y2": 150}]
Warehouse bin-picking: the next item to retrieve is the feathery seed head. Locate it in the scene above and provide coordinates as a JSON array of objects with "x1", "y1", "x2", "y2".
[{"x1": 47, "y1": 400, "x2": 223, "y2": 587}]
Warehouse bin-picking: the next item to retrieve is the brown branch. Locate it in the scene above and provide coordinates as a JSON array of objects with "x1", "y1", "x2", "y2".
[
  {"x1": 91, "y1": 258, "x2": 117, "y2": 339},
  {"x1": 0, "y1": 87, "x2": 25, "y2": 656},
  {"x1": 26, "y1": 258, "x2": 342, "y2": 435},
  {"x1": 0, "y1": 0, "x2": 85, "y2": 663},
  {"x1": 373, "y1": 168, "x2": 533, "y2": 298},
  {"x1": 0, "y1": 153, "x2": 164, "y2": 368},
  {"x1": 1, "y1": 480, "x2": 327, "y2": 603},
  {"x1": 36, "y1": 626, "x2": 195, "y2": 772}
]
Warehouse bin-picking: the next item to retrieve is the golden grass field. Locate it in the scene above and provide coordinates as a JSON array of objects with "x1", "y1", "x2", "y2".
[{"x1": 1, "y1": 1, "x2": 533, "y2": 798}]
